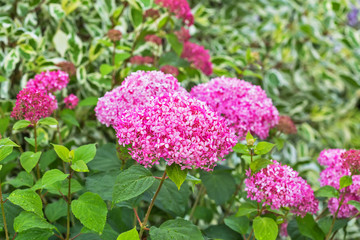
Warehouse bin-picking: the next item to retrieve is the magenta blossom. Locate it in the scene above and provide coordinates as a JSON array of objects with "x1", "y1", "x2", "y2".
[
  {"x1": 130, "y1": 56, "x2": 154, "y2": 65},
  {"x1": 245, "y1": 160, "x2": 318, "y2": 217},
  {"x1": 175, "y1": 27, "x2": 191, "y2": 43},
  {"x1": 114, "y1": 92, "x2": 237, "y2": 171},
  {"x1": 95, "y1": 70, "x2": 187, "y2": 127},
  {"x1": 64, "y1": 94, "x2": 79, "y2": 110},
  {"x1": 145, "y1": 35, "x2": 162, "y2": 45},
  {"x1": 154, "y1": 0, "x2": 194, "y2": 26},
  {"x1": 341, "y1": 149, "x2": 360, "y2": 174},
  {"x1": 26, "y1": 70, "x2": 69, "y2": 93},
  {"x1": 160, "y1": 65, "x2": 179, "y2": 76},
  {"x1": 191, "y1": 77, "x2": 279, "y2": 139},
  {"x1": 182, "y1": 41, "x2": 213, "y2": 75},
  {"x1": 11, "y1": 88, "x2": 58, "y2": 124}
]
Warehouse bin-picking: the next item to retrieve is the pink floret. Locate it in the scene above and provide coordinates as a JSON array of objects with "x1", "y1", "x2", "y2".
[
  {"x1": 26, "y1": 70, "x2": 69, "y2": 93},
  {"x1": 64, "y1": 94, "x2": 79, "y2": 110},
  {"x1": 182, "y1": 41, "x2": 213, "y2": 75},
  {"x1": 155, "y1": 0, "x2": 194, "y2": 26}
]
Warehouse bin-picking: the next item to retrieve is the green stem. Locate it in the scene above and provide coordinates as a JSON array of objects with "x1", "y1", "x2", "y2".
[
  {"x1": 189, "y1": 185, "x2": 205, "y2": 221},
  {"x1": 139, "y1": 171, "x2": 167, "y2": 239},
  {"x1": 66, "y1": 167, "x2": 72, "y2": 240},
  {"x1": 325, "y1": 193, "x2": 345, "y2": 240},
  {"x1": 34, "y1": 123, "x2": 40, "y2": 180},
  {"x1": 0, "y1": 181, "x2": 9, "y2": 240}
]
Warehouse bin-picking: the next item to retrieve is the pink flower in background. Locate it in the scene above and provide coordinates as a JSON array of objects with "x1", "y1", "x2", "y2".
[
  {"x1": 276, "y1": 115, "x2": 297, "y2": 134},
  {"x1": 175, "y1": 27, "x2": 191, "y2": 42},
  {"x1": 26, "y1": 70, "x2": 69, "y2": 93},
  {"x1": 182, "y1": 41, "x2": 213, "y2": 75},
  {"x1": 11, "y1": 88, "x2": 58, "y2": 124},
  {"x1": 95, "y1": 70, "x2": 187, "y2": 127},
  {"x1": 145, "y1": 35, "x2": 162, "y2": 45},
  {"x1": 155, "y1": 0, "x2": 194, "y2": 26},
  {"x1": 114, "y1": 92, "x2": 237, "y2": 171},
  {"x1": 341, "y1": 149, "x2": 360, "y2": 174},
  {"x1": 244, "y1": 160, "x2": 318, "y2": 217},
  {"x1": 144, "y1": 9, "x2": 160, "y2": 19},
  {"x1": 130, "y1": 56, "x2": 154, "y2": 65},
  {"x1": 191, "y1": 77, "x2": 279, "y2": 139},
  {"x1": 317, "y1": 149, "x2": 346, "y2": 168},
  {"x1": 64, "y1": 94, "x2": 79, "y2": 110},
  {"x1": 160, "y1": 65, "x2": 179, "y2": 76}
]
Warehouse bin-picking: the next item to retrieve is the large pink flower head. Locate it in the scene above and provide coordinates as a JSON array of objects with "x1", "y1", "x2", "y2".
[
  {"x1": 114, "y1": 92, "x2": 237, "y2": 171},
  {"x1": 244, "y1": 160, "x2": 318, "y2": 217},
  {"x1": 182, "y1": 41, "x2": 213, "y2": 75},
  {"x1": 26, "y1": 70, "x2": 69, "y2": 93},
  {"x1": 95, "y1": 70, "x2": 187, "y2": 127},
  {"x1": 64, "y1": 94, "x2": 79, "y2": 110},
  {"x1": 154, "y1": 0, "x2": 194, "y2": 26},
  {"x1": 328, "y1": 193, "x2": 360, "y2": 218},
  {"x1": 318, "y1": 149, "x2": 346, "y2": 168},
  {"x1": 190, "y1": 77, "x2": 279, "y2": 139},
  {"x1": 11, "y1": 88, "x2": 58, "y2": 124}
]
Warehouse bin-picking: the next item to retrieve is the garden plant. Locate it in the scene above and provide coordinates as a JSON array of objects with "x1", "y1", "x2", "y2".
[{"x1": 1, "y1": 0, "x2": 360, "y2": 239}]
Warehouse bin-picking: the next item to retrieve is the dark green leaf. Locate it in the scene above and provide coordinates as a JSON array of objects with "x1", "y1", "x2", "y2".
[
  {"x1": 224, "y1": 216, "x2": 249, "y2": 234},
  {"x1": 166, "y1": 33, "x2": 183, "y2": 56},
  {"x1": 150, "y1": 219, "x2": 202, "y2": 240},
  {"x1": 296, "y1": 213, "x2": 325, "y2": 240},
  {"x1": 45, "y1": 199, "x2": 67, "y2": 222}
]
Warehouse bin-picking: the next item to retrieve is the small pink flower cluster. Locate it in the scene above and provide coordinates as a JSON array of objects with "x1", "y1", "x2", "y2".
[
  {"x1": 190, "y1": 77, "x2": 279, "y2": 139},
  {"x1": 11, "y1": 88, "x2": 58, "y2": 124},
  {"x1": 130, "y1": 56, "x2": 154, "y2": 65},
  {"x1": 244, "y1": 160, "x2": 318, "y2": 217},
  {"x1": 64, "y1": 94, "x2": 79, "y2": 110},
  {"x1": 26, "y1": 70, "x2": 69, "y2": 93},
  {"x1": 276, "y1": 115, "x2": 297, "y2": 134},
  {"x1": 154, "y1": 0, "x2": 194, "y2": 26},
  {"x1": 95, "y1": 71, "x2": 187, "y2": 127},
  {"x1": 341, "y1": 149, "x2": 360, "y2": 174},
  {"x1": 160, "y1": 65, "x2": 179, "y2": 76},
  {"x1": 181, "y1": 41, "x2": 213, "y2": 76},
  {"x1": 145, "y1": 35, "x2": 162, "y2": 45},
  {"x1": 318, "y1": 149, "x2": 360, "y2": 218},
  {"x1": 175, "y1": 27, "x2": 191, "y2": 42},
  {"x1": 114, "y1": 91, "x2": 237, "y2": 171}
]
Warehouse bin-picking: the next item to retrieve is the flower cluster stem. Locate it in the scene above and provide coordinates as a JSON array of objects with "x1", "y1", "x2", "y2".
[
  {"x1": 325, "y1": 193, "x2": 345, "y2": 240},
  {"x1": 66, "y1": 167, "x2": 73, "y2": 240},
  {"x1": 0, "y1": 180, "x2": 9, "y2": 240}
]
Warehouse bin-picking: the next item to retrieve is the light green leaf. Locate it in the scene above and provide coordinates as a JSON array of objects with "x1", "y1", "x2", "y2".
[
  {"x1": 7, "y1": 171, "x2": 33, "y2": 188},
  {"x1": 115, "y1": 53, "x2": 131, "y2": 65},
  {"x1": 117, "y1": 227, "x2": 139, "y2": 240},
  {"x1": 340, "y1": 175, "x2": 352, "y2": 190},
  {"x1": 73, "y1": 144, "x2": 96, "y2": 163},
  {"x1": 232, "y1": 143, "x2": 249, "y2": 154},
  {"x1": 253, "y1": 216, "x2": 278, "y2": 240},
  {"x1": 100, "y1": 64, "x2": 114, "y2": 75},
  {"x1": 41, "y1": 169, "x2": 69, "y2": 188},
  {"x1": 0, "y1": 138, "x2": 19, "y2": 162},
  {"x1": 53, "y1": 29, "x2": 69, "y2": 57},
  {"x1": 13, "y1": 120, "x2": 31, "y2": 130},
  {"x1": 113, "y1": 165, "x2": 155, "y2": 204},
  {"x1": 52, "y1": 144, "x2": 70, "y2": 162},
  {"x1": 246, "y1": 131, "x2": 254, "y2": 145},
  {"x1": 71, "y1": 192, "x2": 108, "y2": 234},
  {"x1": 20, "y1": 151, "x2": 42, "y2": 173},
  {"x1": 14, "y1": 211, "x2": 54, "y2": 233},
  {"x1": 8, "y1": 189, "x2": 43, "y2": 217},
  {"x1": 71, "y1": 160, "x2": 89, "y2": 172},
  {"x1": 15, "y1": 228, "x2": 54, "y2": 240},
  {"x1": 37, "y1": 117, "x2": 58, "y2": 126},
  {"x1": 78, "y1": 97, "x2": 98, "y2": 106},
  {"x1": 166, "y1": 164, "x2": 187, "y2": 190},
  {"x1": 185, "y1": 174, "x2": 201, "y2": 184},
  {"x1": 166, "y1": 33, "x2": 183, "y2": 56},
  {"x1": 236, "y1": 202, "x2": 258, "y2": 216},
  {"x1": 150, "y1": 219, "x2": 203, "y2": 240},
  {"x1": 130, "y1": 7, "x2": 143, "y2": 28},
  {"x1": 315, "y1": 185, "x2": 339, "y2": 198},
  {"x1": 254, "y1": 142, "x2": 275, "y2": 155},
  {"x1": 250, "y1": 158, "x2": 273, "y2": 174}
]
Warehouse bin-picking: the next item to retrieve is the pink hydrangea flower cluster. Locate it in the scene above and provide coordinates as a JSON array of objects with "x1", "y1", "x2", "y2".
[
  {"x1": 244, "y1": 160, "x2": 318, "y2": 217},
  {"x1": 11, "y1": 88, "x2": 58, "y2": 124},
  {"x1": 190, "y1": 77, "x2": 279, "y2": 139},
  {"x1": 26, "y1": 70, "x2": 69, "y2": 93},
  {"x1": 95, "y1": 71, "x2": 187, "y2": 127},
  {"x1": 113, "y1": 91, "x2": 237, "y2": 171},
  {"x1": 154, "y1": 0, "x2": 194, "y2": 26},
  {"x1": 130, "y1": 56, "x2": 154, "y2": 65},
  {"x1": 160, "y1": 65, "x2": 179, "y2": 76},
  {"x1": 341, "y1": 149, "x2": 360, "y2": 174},
  {"x1": 175, "y1": 27, "x2": 191, "y2": 42},
  {"x1": 64, "y1": 94, "x2": 79, "y2": 110},
  {"x1": 145, "y1": 35, "x2": 162, "y2": 45},
  {"x1": 182, "y1": 41, "x2": 213, "y2": 76},
  {"x1": 318, "y1": 149, "x2": 360, "y2": 218}
]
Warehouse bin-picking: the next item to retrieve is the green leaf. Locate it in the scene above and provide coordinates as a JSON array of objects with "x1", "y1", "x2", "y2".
[
  {"x1": 53, "y1": 29, "x2": 69, "y2": 57},
  {"x1": 71, "y1": 160, "x2": 89, "y2": 172},
  {"x1": 71, "y1": 192, "x2": 108, "y2": 234},
  {"x1": 150, "y1": 219, "x2": 203, "y2": 240},
  {"x1": 52, "y1": 144, "x2": 70, "y2": 162},
  {"x1": 20, "y1": 151, "x2": 42, "y2": 173},
  {"x1": 73, "y1": 144, "x2": 96, "y2": 163},
  {"x1": 253, "y1": 216, "x2": 278, "y2": 240},
  {"x1": 100, "y1": 64, "x2": 114, "y2": 75},
  {"x1": 0, "y1": 117, "x2": 10, "y2": 135},
  {"x1": 7, "y1": 171, "x2": 33, "y2": 188},
  {"x1": 13, "y1": 120, "x2": 31, "y2": 130},
  {"x1": 347, "y1": 200, "x2": 360, "y2": 211},
  {"x1": 8, "y1": 189, "x2": 43, "y2": 217},
  {"x1": 117, "y1": 227, "x2": 139, "y2": 240},
  {"x1": 78, "y1": 97, "x2": 98, "y2": 106},
  {"x1": 15, "y1": 228, "x2": 54, "y2": 240},
  {"x1": 224, "y1": 216, "x2": 249, "y2": 235},
  {"x1": 254, "y1": 142, "x2": 275, "y2": 155},
  {"x1": 296, "y1": 213, "x2": 325, "y2": 240},
  {"x1": 86, "y1": 170, "x2": 120, "y2": 201},
  {"x1": 166, "y1": 164, "x2": 187, "y2": 190},
  {"x1": 236, "y1": 202, "x2": 258, "y2": 216},
  {"x1": 246, "y1": 131, "x2": 254, "y2": 145},
  {"x1": 41, "y1": 169, "x2": 69, "y2": 188},
  {"x1": 185, "y1": 174, "x2": 201, "y2": 184},
  {"x1": 130, "y1": 7, "x2": 143, "y2": 28},
  {"x1": 45, "y1": 199, "x2": 67, "y2": 222},
  {"x1": 0, "y1": 138, "x2": 19, "y2": 147},
  {"x1": 60, "y1": 109, "x2": 79, "y2": 127},
  {"x1": 315, "y1": 185, "x2": 339, "y2": 198},
  {"x1": 113, "y1": 165, "x2": 155, "y2": 204},
  {"x1": 115, "y1": 53, "x2": 131, "y2": 65},
  {"x1": 88, "y1": 143, "x2": 122, "y2": 172},
  {"x1": 232, "y1": 143, "x2": 249, "y2": 154},
  {"x1": 14, "y1": 211, "x2": 54, "y2": 233},
  {"x1": 0, "y1": 138, "x2": 19, "y2": 162},
  {"x1": 166, "y1": 33, "x2": 183, "y2": 56},
  {"x1": 250, "y1": 158, "x2": 273, "y2": 174},
  {"x1": 37, "y1": 117, "x2": 58, "y2": 126},
  {"x1": 339, "y1": 175, "x2": 352, "y2": 190}
]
